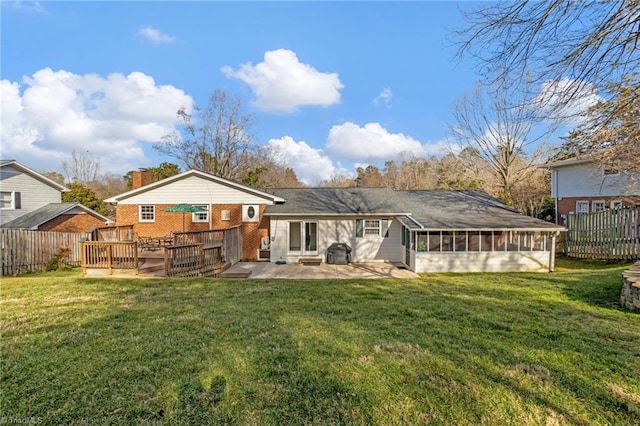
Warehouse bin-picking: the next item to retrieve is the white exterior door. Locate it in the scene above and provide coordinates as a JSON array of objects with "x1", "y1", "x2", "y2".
[{"x1": 288, "y1": 221, "x2": 318, "y2": 256}]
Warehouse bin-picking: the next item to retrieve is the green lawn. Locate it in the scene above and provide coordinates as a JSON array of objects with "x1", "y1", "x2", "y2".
[{"x1": 1, "y1": 259, "x2": 639, "y2": 425}]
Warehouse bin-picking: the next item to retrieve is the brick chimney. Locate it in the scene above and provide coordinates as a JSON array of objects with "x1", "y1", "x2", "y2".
[{"x1": 132, "y1": 168, "x2": 154, "y2": 189}]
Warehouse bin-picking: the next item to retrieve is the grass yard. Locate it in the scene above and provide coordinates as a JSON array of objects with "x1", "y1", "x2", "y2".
[{"x1": 1, "y1": 259, "x2": 639, "y2": 425}]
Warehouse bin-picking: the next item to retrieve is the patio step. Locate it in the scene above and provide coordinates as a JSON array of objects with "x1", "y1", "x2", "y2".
[
  {"x1": 299, "y1": 257, "x2": 323, "y2": 265},
  {"x1": 219, "y1": 264, "x2": 252, "y2": 278}
]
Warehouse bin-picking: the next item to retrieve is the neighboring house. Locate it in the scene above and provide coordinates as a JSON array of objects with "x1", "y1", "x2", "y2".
[
  {"x1": 542, "y1": 157, "x2": 640, "y2": 224},
  {"x1": 0, "y1": 159, "x2": 68, "y2": 226},
  {"x1": 0, "y1": 160, "x2": 110, "y2": 233},
  {"x1": 0, "y1": 202, "x2": 111, "y2": 232},
  {"x1": 106, "y1": 169, "x2": 564, "y2": 272}
]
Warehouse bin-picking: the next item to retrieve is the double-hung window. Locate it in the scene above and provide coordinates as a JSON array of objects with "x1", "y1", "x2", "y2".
[
  {"x1": 0, "y1": 191, "x2": 20, "y2": 209},
  {"x1": 592, "y1": 200, "x2": 605, "y2": 212},
  {"x1": 576, "y1": 201, "x2": 589, "y2": 214},
  {"x1": 355, "y1": 219, "x2": 390, "y2": 238},
  {"x1": 139, "y1": 205, "x2": 155, "y2": 222},
  {"x1": 192, "y1": 205, "x2": 209, "y2": 222}
]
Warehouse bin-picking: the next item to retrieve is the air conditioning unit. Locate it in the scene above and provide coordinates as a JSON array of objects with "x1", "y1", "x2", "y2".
[
  {"x1": 261, "y1": 236, "x2": 271, "y2": 250},
  {"x1": 242, "y1": 204, "x2": 259, "y2": 222}
]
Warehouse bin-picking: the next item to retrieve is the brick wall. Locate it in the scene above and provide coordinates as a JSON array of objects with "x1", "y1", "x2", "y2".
[
  {"x1": 556, "y1": 195, "x2": 640, "y2": 224},
  {"x1": 116, "y1": 203, "x2": 269, "y2": 260},
  {"x1": 39, "y1": 213, "x2": 105, "y2": 233}
]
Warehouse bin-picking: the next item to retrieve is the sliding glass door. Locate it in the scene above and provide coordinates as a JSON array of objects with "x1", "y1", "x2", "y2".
[{"x1": 289, "y1": 221, "x2": 318, "y2": 255}]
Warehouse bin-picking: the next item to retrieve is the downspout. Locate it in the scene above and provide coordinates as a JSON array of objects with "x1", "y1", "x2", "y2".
[
  {"x1": 549, "y1": 230, "x2": 560, "y2": 272},
  {"x1": 553, "y1": 169, "x2": 560, "y2": 224}
]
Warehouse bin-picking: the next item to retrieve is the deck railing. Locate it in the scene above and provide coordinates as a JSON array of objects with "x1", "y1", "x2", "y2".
[
  {"x1": 173, "y1": 225, "x2": 242, "y2": 265},
  {"x1": 82, "y1": 241, "x2": 138, "y2": 274},
  {"x1": 164, "y1": 243, "x2": 223, "y2": 277}
]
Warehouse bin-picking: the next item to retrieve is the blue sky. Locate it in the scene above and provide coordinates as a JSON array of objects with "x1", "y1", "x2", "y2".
[{"x1": 1, "y1": 1, "x2": 572, "y2": 184}]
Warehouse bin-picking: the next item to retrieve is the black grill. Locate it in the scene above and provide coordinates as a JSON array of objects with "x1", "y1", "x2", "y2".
[{"x1": 326, "y1": 243, "x2": 352, "y2": 265}]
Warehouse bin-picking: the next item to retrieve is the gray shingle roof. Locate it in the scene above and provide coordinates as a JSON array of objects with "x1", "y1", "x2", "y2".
[
  {"x1": 264, "y1": 188, "x2": 563, "y2": 231},
  {"x1": 264, "y1": 187, "x2": 409, "y2": 215},
  {"x1": 0, "y1": 203, "x2": 108, "y2": 229}
]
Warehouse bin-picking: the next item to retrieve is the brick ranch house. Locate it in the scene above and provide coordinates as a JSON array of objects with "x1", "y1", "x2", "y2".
[
  {"x1": 106, "y1": 169, "x2": 564, "y2": 273},
  {"x1": 105, "y1": 169, "x2": 285, "y2": 260}
]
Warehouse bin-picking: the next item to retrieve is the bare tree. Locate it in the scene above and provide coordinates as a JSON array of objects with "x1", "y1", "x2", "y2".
[
  {"x1": 155, "y1": 89, "x2": 255, "y2": 180},
  {"x1": 447, "y1": 84, "x2": 549, "y2": 207},
  {"x1": 455, "y1": 0, "x2": 640, "y2": 168},
  {"x1": 456, "y1": 1, "x2": 639, "y2": 96},
  {"x1": 61, "y1": 150, "x2": 100, "y2": 183},
  {"x1": 562, "y1": 74, "x2": 640, "y2": 175}
]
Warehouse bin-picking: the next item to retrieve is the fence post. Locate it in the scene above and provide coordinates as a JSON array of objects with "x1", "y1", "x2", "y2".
[{"x1": 107, "y1": 244, "x2": 113, "y2": 275}]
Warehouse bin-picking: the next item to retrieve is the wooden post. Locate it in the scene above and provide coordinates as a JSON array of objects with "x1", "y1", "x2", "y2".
[{"x1": 107, "y1": 244, "x2": 113, "y2": 275}]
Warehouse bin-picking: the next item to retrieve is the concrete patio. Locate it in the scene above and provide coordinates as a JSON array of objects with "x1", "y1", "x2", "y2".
[{"x1": 224, "y1": 261, "x2": 419, "y2": 279}]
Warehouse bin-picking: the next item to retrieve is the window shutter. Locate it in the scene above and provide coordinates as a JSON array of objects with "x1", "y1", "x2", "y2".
[
  {"x1": 14, "y1": 192, "x2": 21, "y2": 209},
  {"x1": 356, "y1": 219, "x2": 363, "y2": 237},
  {"x1": 382, "y1": 219, "x2": 390, "y2": 237}
]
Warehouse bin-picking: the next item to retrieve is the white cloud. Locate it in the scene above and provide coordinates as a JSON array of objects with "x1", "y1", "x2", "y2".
[
  {"x1": 3, "y1": 1, "x2": 47, "y2": 14},
  {"x1": 136, "y1": 27, "x2": 176, "y2": 44},
  {"x1": 326, "y1": 122, "x2": 446, "y2": 162},
  {"x1": 221, "y1": 49, "x2": 344, "y2": 113},
  {"x1": 1, "y1": 68, "x2": 193, "y2": 174},
  {"x1": 265, "y1": 136, "x2": 350, "y2": 185},
  {"x1": 373, "y1": 88, "x2": 392, "y2": 107},
  {"x1": 534, "y1": 77, "x2": 601, "y2": 126}
]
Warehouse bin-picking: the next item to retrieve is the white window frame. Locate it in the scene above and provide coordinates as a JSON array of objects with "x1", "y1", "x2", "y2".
[
  {"x1": 576, "y1": 201, "x2": 589, "y2": 214},
  {"x1": 356, "y1": 219, "x2": 390, "y2": 238},
  {"x1": 0, "y1": 191, "x2": 14, "y2": 209},
  {"x1": 592, "y1": 200, "x2": 605, "y2": 212},
  {"x1": 364, "y1": 219, "x2": 382, "y2": 237},
  {"x1": 610, "y1": 200, "x2": 622, "y2": 209},
  {"x1": 192, "y1": 205, "x2": 209, "y2": 222},
  {"x1": 139, "y1": 205, "x2": 155, "y2": 222}
]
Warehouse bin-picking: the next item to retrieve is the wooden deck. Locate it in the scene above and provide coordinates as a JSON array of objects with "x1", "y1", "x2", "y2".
[{"x1": 82, "y1": 227, "x2": 243, "y2": 278}]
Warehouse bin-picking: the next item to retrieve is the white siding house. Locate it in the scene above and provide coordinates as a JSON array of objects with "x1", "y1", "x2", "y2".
[
  {"x1": 543, "y1": 158, "x2": 640, "y2": 223},
  {"x1": 265, "y1": 188, "x2": 564, "y2": 273},
  {"x1": 0, "y1": 160, "x2": 68, "y2": 226}
]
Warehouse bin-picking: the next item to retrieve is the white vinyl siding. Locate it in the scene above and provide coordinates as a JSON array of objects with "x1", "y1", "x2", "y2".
[
  {"x1": 553, "y1": 163, "x2": 640, "y2": 198},
  {"x1": 414, "y1": 252, "x2": 551, "y2": 273},
  {"x1": 271, "y1": 216, "x2": 401, "y2": 263},
  {"x1": 117, "y1": 175, "x2": 276, "y2": 205},
  {"x1": 0, "y1": 164, "x2": 62, "y2": 226}
]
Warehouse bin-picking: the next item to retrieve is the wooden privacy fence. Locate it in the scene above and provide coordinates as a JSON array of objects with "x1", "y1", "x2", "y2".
[
  {"x1": 1, "y1": 229, "x2": 90, "y2": 276},
  {"x1": 91, "y1": 225, "x2": 135, "y2": 242},
  {"x1": 566, "y1": 205, "x2": 640, "y2": 260},
  {"x1": 165, "y1": 243, "x2": 224, "y2": 277}
]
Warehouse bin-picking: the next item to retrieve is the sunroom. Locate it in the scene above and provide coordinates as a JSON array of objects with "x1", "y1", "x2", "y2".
[{"x1": 401, "y1": 226, "x2": 561, "y2": 273}]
